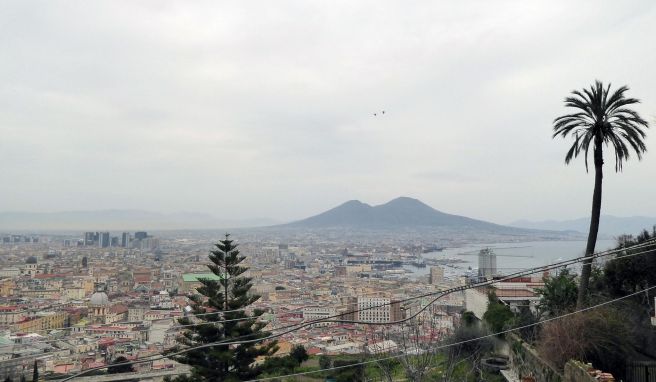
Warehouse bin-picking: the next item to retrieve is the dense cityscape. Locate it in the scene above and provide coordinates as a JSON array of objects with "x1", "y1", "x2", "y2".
[
  {"x1": 1, "y1": 221, "x2": 654, "y2": 381},
  {"x1": 0, "y1": 228, "x2": 516, "y2": 380}
]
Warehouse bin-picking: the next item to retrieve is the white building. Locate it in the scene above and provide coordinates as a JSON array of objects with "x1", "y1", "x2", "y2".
[
  {"x1": 0, "y1": 269, "x2": 20, "y2": 278},
  {"x1": 357, "y1": 297, "x2": 391, "y2": 323},
  {"x1": 493, "y1": 278, "x2": 544, "y2": 314},
  {"x1": 303, "y1": 306, "x2": 337, "y2": 327},
  {"x1": 478, "y1": 249, "x2": 497, "y2": 279}
]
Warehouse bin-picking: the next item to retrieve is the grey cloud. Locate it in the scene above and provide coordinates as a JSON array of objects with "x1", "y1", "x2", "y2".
[{"x1": 0, "y1": 0, "x2": 655, "y2": 223}]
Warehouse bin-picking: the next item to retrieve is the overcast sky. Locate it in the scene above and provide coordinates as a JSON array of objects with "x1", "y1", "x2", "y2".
[{"x1": 1, "y1": 1, "x2": 655, "y2": 224}]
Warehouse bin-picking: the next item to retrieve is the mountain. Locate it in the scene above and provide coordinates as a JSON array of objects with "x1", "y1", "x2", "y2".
[
  {"x1": 0, "y1": 210, "x2": 280, "y2": 231},
  {"x1": 284, "y1": 197, "x2": 549, "y2": 234},
  {"x1": 510, "y1": 215, "x2": 656, "y2": 237}
]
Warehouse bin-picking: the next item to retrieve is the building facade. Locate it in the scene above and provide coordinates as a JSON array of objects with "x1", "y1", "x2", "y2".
[
  {"x1": 478, "y1": 248, "x2": 497, "y2": 279},
  {"x1": 429, "y1": 266, "x2": 444, "y2": 285}
]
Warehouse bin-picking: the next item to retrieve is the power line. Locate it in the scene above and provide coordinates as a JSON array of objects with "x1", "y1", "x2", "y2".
[
  {"x1": 7, "y1": 239, "x2": 656, "y2": 351},
  {"x1": 15, "y1": 240, "x2": 656, "y2": 336},
  {"x1": 57, "y1": 239, "x2": 656, "y2": 381},
  {"x1": 61, "y1": 278, "x2": 656, "y2": 382},
  {"x1": 0, "y1": 288, "x2": 407, "y2": 350},
  {"x1": 252, "y1": 239, "x2": 656, "y2": 329},
  {"x1": 247, "y1": 284, "x2": 656, "y2": 381},
  {"x1": 2, "y1": 287, "x2": 394, "y2": 337},
  {"x1": 216, "y1": 241, "x2": 656, "y2": 337}
]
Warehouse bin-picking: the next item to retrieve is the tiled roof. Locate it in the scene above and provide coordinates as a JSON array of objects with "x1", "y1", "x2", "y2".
[
  {"x1": 182, "y1": 273, "x2": 223, "y2": 282},
  {"x1": 495, "y1": 289, "x2": 536, "y2": 298}
]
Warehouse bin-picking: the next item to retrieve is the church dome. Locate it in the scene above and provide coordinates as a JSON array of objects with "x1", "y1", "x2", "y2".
[{"x1": 89, "y1": 291, "x2": 110, "y2": 306}]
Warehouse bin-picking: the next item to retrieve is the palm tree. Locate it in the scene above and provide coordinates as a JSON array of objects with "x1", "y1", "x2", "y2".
[{"x1": 553, "y1": 80, "x2": 649, "y2": 308}]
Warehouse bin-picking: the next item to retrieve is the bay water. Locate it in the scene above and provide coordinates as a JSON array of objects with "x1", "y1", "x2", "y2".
[{"x1": 406, "y1": 239, "x2": 618, "y2": 278}]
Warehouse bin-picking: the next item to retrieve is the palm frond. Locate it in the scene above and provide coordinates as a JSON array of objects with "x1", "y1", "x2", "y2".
[
  {"x1": 601, "y1": 82, "x2": 612, "y2": 110},
  {"x1": 553, "y1": 81, "x2": 649, "y2": 172},
  {"x1": 605, "y1": 86, "x2": 631, "y2": 112}
]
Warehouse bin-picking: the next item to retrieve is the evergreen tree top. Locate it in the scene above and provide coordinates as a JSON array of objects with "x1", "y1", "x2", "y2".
[{"x1": 170, "y1": 234, "x2": 278, "y2": 381}]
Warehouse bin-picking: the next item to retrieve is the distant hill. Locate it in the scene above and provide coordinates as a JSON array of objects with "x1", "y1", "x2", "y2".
[
  {"x1": 283, "y1": 197, "x2": 557, "y2": 235},
  {"x1": 510, "y1": 215, "x2": 656, "y2": 237},
  {"x1": 0, "y1": 210, "x2": 279, "y2": 231}
]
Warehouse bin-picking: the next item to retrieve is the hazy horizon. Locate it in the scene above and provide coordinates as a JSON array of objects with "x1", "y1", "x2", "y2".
[
  {"x1": 2, "y1": 1, "x2": 655, "y2": 224},
  {"x1": 1, "y1": 196, "x2": 654, "y2": 232}
]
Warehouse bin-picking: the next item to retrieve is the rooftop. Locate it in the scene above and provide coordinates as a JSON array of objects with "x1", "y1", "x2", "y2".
[{"x1": 182, "y1": 273, "x2": 223, "y2": 282}]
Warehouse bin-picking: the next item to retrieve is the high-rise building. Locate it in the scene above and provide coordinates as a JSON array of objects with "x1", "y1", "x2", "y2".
[
  {"x1": 429, "y1": 266, "x2": 444, "y2": 285},
  {"x1": 98, "y1": 232, "x2": 110, "y2": 248},
  {"x1": 134, "y1": 231, "x2": 148, "y2": 240},
  {"x1": 110, "y1": 236, "x2": 119, "y2": 247},
  {"x1": 84, "y1": 232, "x2": 98, "y2": 246},
  {"x1": 278, "y1": 244, "x2": 289, "y2": 260},
  {"x1": 133, "y1": 236, "x2": 159, "y2": 251},
  {"x1": 390, "y1": 300, "x2": 404, "y2": 322},
  {"x1": 478, "y1": 248, "x2": 497, "y2": 279},
  {"x1": 121, "y1": 232, "x2": 131, "y2": 248}
]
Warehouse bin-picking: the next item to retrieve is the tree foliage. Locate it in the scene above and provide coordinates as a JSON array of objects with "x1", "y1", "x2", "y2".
[
  {"x1": 587, "y1": 228, "x2": 656, "y2": 358},
  {"x1": 261, "y1": 356, "x2": 298, "y2": 375},
  {"x1": 537, "y1": 306, "x2": 635, "y2": 380},
  {"x1": 289, "y1": 345, "x2": 309, "y2": 365},
  {"x1": 319, "y1": 355, "x2": 332, "y2": 370},
  {"x1": 261, "y1": 346, "x2": 309, "y2": 376},
  {"x1": 107, "y1": 356, "x2": 135, "y2": 374},
  {"x1": 553, "y1": 81, "x2": 648, "y2": 172},
  {"x1": 170, "y1": 234, "x2": 278, "y2": 381},
  {"x1": 601, "y1": 228, "x2": 656, "y2": 296},
  {"x1": 440, "y1": 323, "x2": 494, "y2": 382},
  {"x1": 329, "y1": 359, "x2": 365, "y2": 382},
  {"x1": 483, "y1": 294, "x2": 513, "y2": 333},
  {"x1": 460, "y1": 311, "x2": 477, "y2": 327},
  {"x1": 511, "y1": 305, "x2": 539, "y2": 343},
  {"x1": 553, "y1": 80, "x2": 649, "y2": 308},
  {"x1": 537, "y1": 226, "x2": 656, "y2": 379},
  {"x1": 536, "y1": 268, "x2": 578, "y2": 316}
]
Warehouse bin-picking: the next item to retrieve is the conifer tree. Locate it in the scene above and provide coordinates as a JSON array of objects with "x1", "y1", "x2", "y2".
[
  {"x1": 32, "y1": 361, "x2": 38, "y2": 382},
  {"x1": 171, "y1": 234, "x2": 277, "y2": 381},
  {"x1": 107, "y1": 356, "x2": 135, "y2": 374}
]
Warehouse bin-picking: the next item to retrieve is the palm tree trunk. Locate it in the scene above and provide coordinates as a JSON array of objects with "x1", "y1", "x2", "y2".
[{"x1": 577, "y1": 142, "x2": 603, "y2": 308}]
